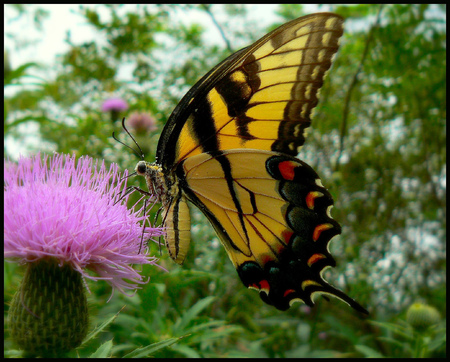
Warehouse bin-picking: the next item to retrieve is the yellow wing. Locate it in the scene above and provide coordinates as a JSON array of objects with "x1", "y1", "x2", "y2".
[
  {"x1": 177, "y1": 150, "x2": 367, "y2": 312},
  {"x1": 156, "y1": 13, "x2": 344, "y2": 170}
]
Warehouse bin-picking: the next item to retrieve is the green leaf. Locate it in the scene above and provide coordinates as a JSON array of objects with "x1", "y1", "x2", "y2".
[
  {"x1": 89, "y1": 339, "x2": 113, "y2": 358},
  {"x1": 172, "y1": 296, "x2": 216, "y2": 334},
  {"x1": 4, "y1": 62, "x2": 39, "y2": 85},
  {"x1": 170, "y1": 344, "x2": 201, "y2": 358},
  {"x1": 354, "y1": 344, "x2": 385, "y2": 358},
  {"x1": 122, "y1": 336, "x2": 185, "y2": 358},
  {"x1": 368, "y1": 320, "x2": 414, "y2": 341},
  {"x1": 82, "y1": 307, "x2": 124, "y2": 345}
]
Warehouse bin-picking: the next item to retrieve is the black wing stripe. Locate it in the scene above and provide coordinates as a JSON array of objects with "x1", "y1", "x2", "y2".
[
  {"x1": 171, "y1": 196, "x2": 182, "y2": 256},
  {"x1": 216, "y1": 155, "x2": 250, "y2": 246}
]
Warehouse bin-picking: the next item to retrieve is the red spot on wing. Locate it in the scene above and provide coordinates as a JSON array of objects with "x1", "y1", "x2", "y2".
[
  {"x1": 278, "y1": 161, "x2": 297, "y2": 181},
  {"x1": 261, "y1": 254, "x2": 273, "y2": 264},
  {"x1": 250, "y1": 279, "x2": 270, "y2": 294},
  {"x1": 258, "y1": 280, "x2": 270, "y2": 294},
  {"x1": 283, "y1": 289, "x2": 296, "y2": 297},
  {"x1": 282, "y1": 229, "x2": 294, "y2": 243}
]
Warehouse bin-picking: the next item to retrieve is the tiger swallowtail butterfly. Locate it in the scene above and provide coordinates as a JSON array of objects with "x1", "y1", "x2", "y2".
[{"x1": 131, "y1": 12, "x2": 368, "y2": 313}]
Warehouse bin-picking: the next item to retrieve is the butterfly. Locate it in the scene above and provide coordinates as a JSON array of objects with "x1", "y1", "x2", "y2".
[{"x1": 132, "y1": 12, "x2": 368, "y2": 313}]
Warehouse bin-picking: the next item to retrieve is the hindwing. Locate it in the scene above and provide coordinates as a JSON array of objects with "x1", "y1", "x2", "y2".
[{"x1": 176, "y1": 150, "x2": 366, "y2": 312}]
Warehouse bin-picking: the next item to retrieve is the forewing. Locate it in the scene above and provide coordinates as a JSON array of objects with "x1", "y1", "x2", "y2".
[{"x1": 157, "y1": 13, "x2": 344, "y2": 170}]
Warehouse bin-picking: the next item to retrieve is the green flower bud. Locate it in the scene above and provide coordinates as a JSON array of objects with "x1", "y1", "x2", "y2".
[
  {"x1": 8, "y1": 258, "x2": 89, "y2": 357},
  {"x1": 406, "y1": 302, "x2": 441, "y2": 330}
]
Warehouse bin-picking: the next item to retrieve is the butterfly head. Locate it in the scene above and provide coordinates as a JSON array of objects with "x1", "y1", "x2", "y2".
[{"x1": 135, "y1": 161, "x2": 166, "y2": 202}]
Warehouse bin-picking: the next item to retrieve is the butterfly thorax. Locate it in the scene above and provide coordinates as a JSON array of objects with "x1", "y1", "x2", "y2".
[{"x1": 135, "y1": 160, "x2": 177, "y2": 206}]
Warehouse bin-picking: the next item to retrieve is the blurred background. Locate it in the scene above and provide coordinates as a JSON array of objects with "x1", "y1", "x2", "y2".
[{"x1": 4, "y1": 4, "x2": 446, "y2": 358}]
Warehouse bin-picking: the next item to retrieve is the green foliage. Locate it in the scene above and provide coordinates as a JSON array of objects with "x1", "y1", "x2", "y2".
[
  {"x1": 358, "y1": 306, "x2": 445, "y2": 358},
  {"x1": 4, "y1": 4, "x2": 446, "y2": 358}
]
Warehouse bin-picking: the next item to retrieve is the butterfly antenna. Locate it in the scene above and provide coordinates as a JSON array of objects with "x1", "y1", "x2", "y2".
[{"x1": 112, "y1": 117, "x2": 145, "y2": 160}]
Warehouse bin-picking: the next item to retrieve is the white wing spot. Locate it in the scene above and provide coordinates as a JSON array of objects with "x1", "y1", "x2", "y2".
[{"x1": 315, "y1": 178, "x2": 324, "y2": 188}]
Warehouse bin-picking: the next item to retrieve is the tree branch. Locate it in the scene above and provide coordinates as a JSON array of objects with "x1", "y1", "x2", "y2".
[
  {"x1": 335, "y1": 5, "x2": 384, "y2": 170},
  {"x1": 200, "y1": 4, "x2": 234, "y2": 53}
]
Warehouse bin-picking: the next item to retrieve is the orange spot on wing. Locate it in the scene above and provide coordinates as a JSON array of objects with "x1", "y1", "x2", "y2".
[
  {"x1": 307, "y1": 253, "x2": 326, "y2": 267},
  {"x1": 306, "y1": 191, "x2": 323, "y2": 209},
  {"x1": 312, "y1": 223, "x2": 333, "y2": 241}
]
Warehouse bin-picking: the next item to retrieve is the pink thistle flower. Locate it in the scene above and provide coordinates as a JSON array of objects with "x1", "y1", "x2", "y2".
[
  {"x1": 101, "y1": 97, "x2": 129, "y2": 112},
  {"x1": 127, "y1": 111, "x2": 158, "y2": 133},
  {"x1": 5, "y1": 153, "x2": 164, "y2": 356},
  {"x1": 4, "y1": 153, "x2": 163, "y2": 294}
]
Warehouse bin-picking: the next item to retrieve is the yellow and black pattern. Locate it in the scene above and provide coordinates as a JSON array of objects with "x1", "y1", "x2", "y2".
[
  {"x1": 156, "y1": 13, "x2": 344, "y2": 169},
  {"x1": 136, "y1": 13, "x2": 368, "y2": 313},
  {"x1": 177, "y1": 150, "x2": 367, "y2": 312}
]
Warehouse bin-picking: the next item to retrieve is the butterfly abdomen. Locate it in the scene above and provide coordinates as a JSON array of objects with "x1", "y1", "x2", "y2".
[{"x1": 163, "y1": 194, "x2": 191, "y2": 264}]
